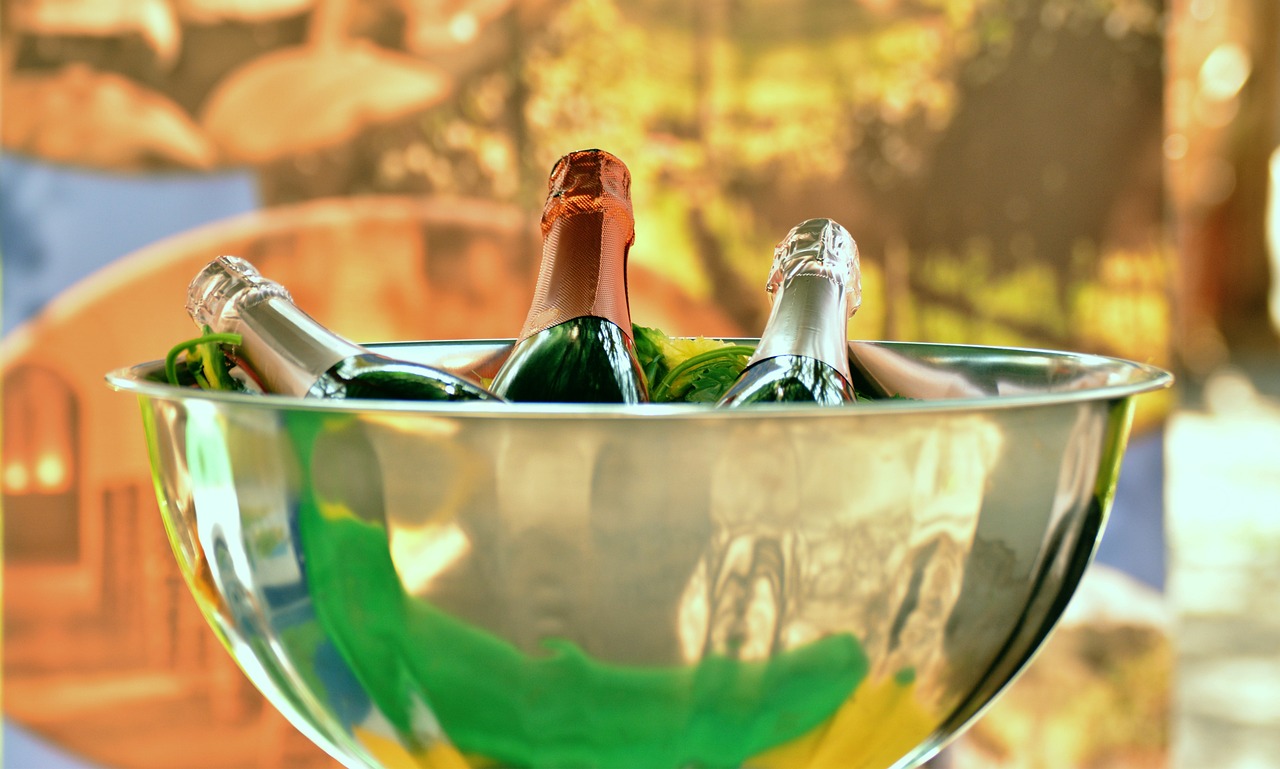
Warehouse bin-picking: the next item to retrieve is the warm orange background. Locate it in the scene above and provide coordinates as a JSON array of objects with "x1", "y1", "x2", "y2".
[{"x1": 4, "y1": 1, "x2": 1275, "y2": 768}]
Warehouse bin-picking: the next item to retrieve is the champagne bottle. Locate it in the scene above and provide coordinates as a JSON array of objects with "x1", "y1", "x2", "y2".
[
  {"x1": 186, "y1": 255, "x2": 500, "y2": 402},
  {"x1": 717, "y1": 218, "x2": 861, "y2": 406},
  {"x1": 489, "y1": 149, "x2": 649, "y2": 403}
]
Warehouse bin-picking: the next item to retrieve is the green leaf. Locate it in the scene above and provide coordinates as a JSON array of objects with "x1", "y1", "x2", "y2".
[
  {"x1": 633, "y1": 324, "x2": 756, "y2": 403},
  {"x1": 164, "y1": 327, "x2": 245, "y2": 391},
  {"x1": 632, "y1": 324, "x2": 672, "y2": 388},
  {"x1": 651, "y1": 345, "x2": 754, "y2": 403}
]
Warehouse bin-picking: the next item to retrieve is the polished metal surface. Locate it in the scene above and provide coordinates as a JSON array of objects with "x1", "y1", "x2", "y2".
[{"x1": 106, "y1": 341, "x2": 1171, "y2": 769}]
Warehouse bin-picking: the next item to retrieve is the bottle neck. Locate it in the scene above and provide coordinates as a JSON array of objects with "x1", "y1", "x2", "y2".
[
  {"x1": 517, "y1": 210, "x2": 634, "y2": 342},
  {"x1": 216, "y1": 296, "x2": 365, "y2": 397},
  {"x1": 749, "y1": 274, "x2": 852, "y2": 381}
]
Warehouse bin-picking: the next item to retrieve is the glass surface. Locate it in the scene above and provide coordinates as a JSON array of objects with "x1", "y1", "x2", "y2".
[
  {"x1": 718, "y1": 355, "x2": 856, "y2": 406},
  {"x1": 107, "y1": 340, "x2": 1170, "y2": 769},
  {"x1": 312, "y1": 353, "x2": 498, "y2": 401},
  {"x1": 490, "y1": 318, "x2": 648, "y2": 404}
]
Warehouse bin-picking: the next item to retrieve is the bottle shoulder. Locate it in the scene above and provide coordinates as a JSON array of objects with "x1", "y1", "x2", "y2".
[
  {"x1": 491, "y1": 317, "x2": 648, "y2": 403},
  {"x1": 718, "y1": 355, "x2": 856, "y2": 406},
  {"x1": 312, "y1": 353, "x2": 498, "y2": 401}
]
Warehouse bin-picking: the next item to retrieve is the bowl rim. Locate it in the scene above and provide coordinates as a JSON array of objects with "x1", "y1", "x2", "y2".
[{"x1": 104, "y1": 338, "x2": 1173, "y2": 419}]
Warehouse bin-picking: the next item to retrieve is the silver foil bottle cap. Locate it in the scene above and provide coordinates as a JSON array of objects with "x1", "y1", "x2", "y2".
[
  {"x1": 186, "y1": 255, "x2": 291, "y2": 330},
  {"x1": 765, "y1": 218, "x2": 861, "y2": 319}
]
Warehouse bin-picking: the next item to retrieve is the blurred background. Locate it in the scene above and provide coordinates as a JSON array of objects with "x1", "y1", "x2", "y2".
[{"x1": 1, "y1": 0, "x2": 1277, "y2": 767}]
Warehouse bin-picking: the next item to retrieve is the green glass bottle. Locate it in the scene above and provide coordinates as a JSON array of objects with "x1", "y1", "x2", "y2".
[
  {"x1": 186, "y1": 255, "x2": 500, "y2": 402},
  {"x1": 717, "y1": 218, "x2": 861, "y2": 406},
  {"x1": 489, "y1": 149, "x2": 649, "y2": 403}
]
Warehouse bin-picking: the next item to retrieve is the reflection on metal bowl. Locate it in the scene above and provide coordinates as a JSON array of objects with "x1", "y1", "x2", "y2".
[
  {"x1": 1, "y1": 194, "x2": 742, "y2": 769},
  {"x1": 106, "y1": 341, "x2": 1170, "y2": 769}
]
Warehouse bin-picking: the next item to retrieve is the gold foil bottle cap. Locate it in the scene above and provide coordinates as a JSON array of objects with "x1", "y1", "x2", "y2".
[{"x1": 518, "y1": 149, "x2": 637, "y2": 341}]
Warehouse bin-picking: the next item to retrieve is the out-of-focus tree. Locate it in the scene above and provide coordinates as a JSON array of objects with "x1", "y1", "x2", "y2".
[
  {"x1": 517, "y1": 0, "x2": 1168, "y2": 362},
  {"x1": 1167, "y1": 0, "x2": 1280, "y2": 373},
  {"x1": 1, "y1": 0, "x2": 1174, "y2": 356}
]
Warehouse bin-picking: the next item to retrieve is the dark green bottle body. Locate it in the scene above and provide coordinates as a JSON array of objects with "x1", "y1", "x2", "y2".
[
  {"x1": 716, "y1": 355, "x2": 856, "y2": 406},
  {"x1": 310, "y1": 353, "x2": 501, "y2": 402},
  {"x1": 489, "y1": 317, "x2": 648, "y2": 404}
]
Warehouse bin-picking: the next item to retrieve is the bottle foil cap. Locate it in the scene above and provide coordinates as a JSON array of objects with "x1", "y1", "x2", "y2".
[
  {"x1": 766, "y1": 218, "x2": 861, "y2": 319},
  {"x1": 187, "y1": 255, "x2": 292, "y2": 331},
  {"x1": 518, "y1": 149, "x2": 637, "y2": 341}
]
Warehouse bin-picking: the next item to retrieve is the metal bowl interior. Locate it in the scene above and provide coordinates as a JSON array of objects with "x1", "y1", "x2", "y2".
[{"x1": 106, "y1": 340, "x2": 1171, "y2": 769}]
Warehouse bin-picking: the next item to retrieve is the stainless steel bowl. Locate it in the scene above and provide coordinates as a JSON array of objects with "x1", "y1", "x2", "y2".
[{"x1": 106, "y1": 340, "x2": 1171, "y2": 769}]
